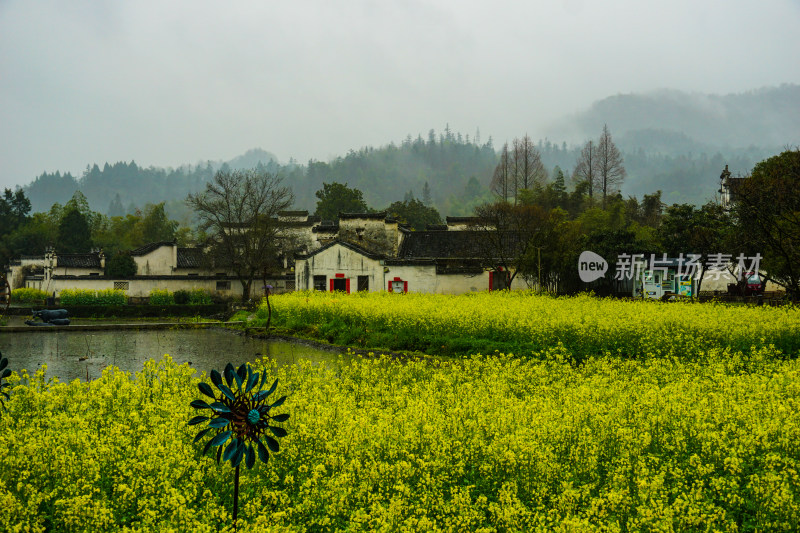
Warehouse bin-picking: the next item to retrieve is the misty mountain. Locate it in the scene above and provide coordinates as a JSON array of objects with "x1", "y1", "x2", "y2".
[
  {"x1": 19, "y1": 85, "x2": 798, "y2": 219},
  {"x1": 550, "y1": 84, "x2": 800, "y2": 152},
  {"x1": 21, "y1": 132, "x2": 497, "y2": 219},
  {"x1": 219, "y1": 148, "x2": 279, "y2": 172},
  {"x1": 23, "y1": 149, "x2": 281, "y2": 215}
]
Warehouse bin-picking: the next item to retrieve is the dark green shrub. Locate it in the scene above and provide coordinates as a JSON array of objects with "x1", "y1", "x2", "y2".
[
  {"x1": 174, "y1": 290, "x2": 190, "y2": 305},
  {"x1": 105, "y1": 253, "x2": 137, "y2": 277}
]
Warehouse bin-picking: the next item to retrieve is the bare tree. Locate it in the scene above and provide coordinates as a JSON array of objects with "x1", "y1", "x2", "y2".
[
  {"x1": 596, "y1": 124, "x2": 626, "y2": 207},
  {"x1": 573, "y1": 139, "x2": 600, "y2": 201},
  {"x1": 512, "y1": 135, "x2": 547, "y2": 192},
  {"x1": 472, "y1": 201, "x2": 551, "y2": 289},
  {"x1": 187, "y1": 169, "x2": 294, "y2": 301},
  {"x1": 492, "y1": 137, "x2": 547, "y2": 204},
  {"x1": 490, "y1": 142, "x2": 512, "y2": 201}
]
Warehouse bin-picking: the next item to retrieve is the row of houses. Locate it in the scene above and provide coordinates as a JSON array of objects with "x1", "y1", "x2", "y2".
[
  {"x1": 4, "y1": 212, "x2": 526, "y2": 301},
  {"x1": 6, "y1": 242, "x2": 257, "y2": 300},
  {"x1": 5, "y1": 206, "x2": 765, "y2": 301}
]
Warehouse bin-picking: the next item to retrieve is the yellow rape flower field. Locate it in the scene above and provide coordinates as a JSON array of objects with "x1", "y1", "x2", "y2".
[
  {"x1": 266, "y1": 291, "x2": 800, "y2": 359},
  {"x1": 0, "y1": 291, "x2": 799, "y2": 531}
]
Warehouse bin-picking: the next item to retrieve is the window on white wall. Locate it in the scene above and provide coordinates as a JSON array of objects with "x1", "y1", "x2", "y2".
[{"x1": 114, "y1": 281, "x2": 129, "y2": 290}]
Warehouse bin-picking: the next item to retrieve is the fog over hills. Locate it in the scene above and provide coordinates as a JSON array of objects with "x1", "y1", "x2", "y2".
[
  {"x1": 18, "y1": 85, "x2": 800, "y2": 216},
  {"x1": 548, "y1": 84, "x2": 800, "y2": 153}
]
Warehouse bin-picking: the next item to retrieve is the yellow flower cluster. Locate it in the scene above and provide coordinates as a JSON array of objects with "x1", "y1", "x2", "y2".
[
  {"x1": 1, "y1": 344, "x2": 799, "y2": 530},
  {"x1": 264, "y1": 291, "x2": 800, "y2": 358},
  {"x1": 59, "y1": 288, "x2": 127, "y2": 306}
]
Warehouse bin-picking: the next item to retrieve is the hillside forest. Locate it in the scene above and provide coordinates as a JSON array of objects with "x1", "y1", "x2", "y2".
[
  {"x1": 4, "y1": 143, "x2": 798, "y2": 297},
  {"x1": 20, "y1": 130, "x2": 775, "y2": 221}
]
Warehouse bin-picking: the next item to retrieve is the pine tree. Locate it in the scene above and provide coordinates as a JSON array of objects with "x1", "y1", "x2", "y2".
[
  {"x1": 422, "y1": 182, "x2": 432, "y2": 206},
  {"x1": 57, "y1": 209, "x2": 93, "y2": 253}
]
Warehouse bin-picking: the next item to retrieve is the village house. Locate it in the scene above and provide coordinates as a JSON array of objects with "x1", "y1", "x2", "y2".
[
  {"x1": 5, "y1": 244, "x2": 239, "y2": 300},
  {"x1": 3, "y1": 210, "x2": 325, "y2": 300},
  {"x1": 294, "y1": 212, "x2": 526, "y2": 294}
]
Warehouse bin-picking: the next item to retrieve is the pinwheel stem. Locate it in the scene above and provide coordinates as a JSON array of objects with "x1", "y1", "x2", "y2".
[
  {"x1": 265, "y1": 289, "x2": 272, "y2": 335},
  {"x1": 233, "y1": 463, "x2": 240, "y2": 530}
]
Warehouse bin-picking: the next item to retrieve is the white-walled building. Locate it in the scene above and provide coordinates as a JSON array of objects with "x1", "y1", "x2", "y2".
[
  {"x1": 5, "y1": 242, "x2": 293, "y2": 300},
  {"x1": 294, "y1": 214, "x2": 525, "y2": 294}
]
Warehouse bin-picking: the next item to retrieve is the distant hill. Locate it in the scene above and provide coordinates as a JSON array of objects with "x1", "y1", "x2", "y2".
[
  {"x1": 22, "y1": 133, "x2": 498, "y2": 218},
  {"x1": 540, "y1": 85, "x2": 799, "y2": 204},
  {"x1": 219, "y1": 148, "x2": 279, "y2": 171},
  {"x1": 23, "y1": 148, "x2": 281, "y2": 215},
  {"x1": 549, "y1": 84, "x2": 800, "y2": 152}
]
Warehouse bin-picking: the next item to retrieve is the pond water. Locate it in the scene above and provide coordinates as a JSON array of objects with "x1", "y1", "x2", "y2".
[{"x1": 0, "y1": 328, "x2": 345, "y2": 383}]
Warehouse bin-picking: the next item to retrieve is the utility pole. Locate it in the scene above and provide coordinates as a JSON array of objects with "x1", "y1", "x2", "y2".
[{"x1": 534, "y1": 246, "x2": 543, "y2": 293}]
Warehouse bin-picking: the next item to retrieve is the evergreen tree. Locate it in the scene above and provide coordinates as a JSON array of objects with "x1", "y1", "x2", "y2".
[
  {"x1": 314, "y1": 182, "x2": 370, "y2": 220},
  {"x1": 552, "y1": 166, "x2": 568, "y2": 209},
  {"x1": 57, "y1": 208, "x2": 93, "y2": 253},
  {"x1": 422, "y1": 182, "x2": 432, "y2": 206},
  {"x1": 140, "y1": 203, "x2": 178, "y2": 243},
  {"x1": 107, "y1": 193, "x2": 125, "y2": 217},
  {"x1": 386, "y1": 198, "x2": 442, "y2": 231},
  {"x1": 105, "y1": 252, "x2": 137, "y2": 277}
]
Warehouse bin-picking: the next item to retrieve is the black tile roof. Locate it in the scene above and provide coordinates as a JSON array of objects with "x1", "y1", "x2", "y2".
[
  {"x1": 445, "y1": 216, "x2": 481, "y2": 225},
  {"x1": 57, "y1": 253, "x2": 102, "y2": 268},
  {"x1": 312, "y1": 222, "x2": 339, "y2": 233},
  {"x1": 279, "y1": 219, "x2": 319, "y2": 228},
  {"x1": 339, "y1": 212, "x2": 388, "y2": 220},
  {"x1": 295, "y1": 239, "x2": 386, "y2": 261},
  {"x1": 130, "y1": 241, "x2": 175, "y2": 256},
  {"x1": 177, "y1": 248, "x2": 204, "y2": 268},
  {"x1": 398, "y1": 231, "x2": 490, "y2": 260}
]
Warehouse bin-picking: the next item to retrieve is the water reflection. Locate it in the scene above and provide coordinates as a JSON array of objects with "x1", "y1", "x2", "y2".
[{"x1": 0, "y1": 329, "x2": 344, "y2": 383}]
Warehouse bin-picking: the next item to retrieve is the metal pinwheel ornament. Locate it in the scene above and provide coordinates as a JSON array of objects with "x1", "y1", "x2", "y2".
[{"x1": 189, "y1": 362, "x2": 289, "y2": 469}]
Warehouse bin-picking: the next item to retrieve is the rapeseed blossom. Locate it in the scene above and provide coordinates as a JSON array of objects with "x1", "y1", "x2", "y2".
[{"x1": 0, "y1": 292, "x2": 798, "y2": 530}]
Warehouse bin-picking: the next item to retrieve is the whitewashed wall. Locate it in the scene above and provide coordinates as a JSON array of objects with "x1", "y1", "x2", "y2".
[
  {"x1": 133, "y1": 246, "x2": 177, "y2": 276},
  {"x1": 295, "y1": 244, "x2": 383, "y2": 293},
  {"x1": 296, "y1": 244, "x2": 528, "y2": 295}
]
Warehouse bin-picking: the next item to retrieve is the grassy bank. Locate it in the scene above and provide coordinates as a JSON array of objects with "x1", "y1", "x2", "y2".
[
  {"x1": 256, "y1": 291, "x2": 800, "y2": 359},
  {"x1": 1, "y1": 350, "x2": 799, "y2": 531}
]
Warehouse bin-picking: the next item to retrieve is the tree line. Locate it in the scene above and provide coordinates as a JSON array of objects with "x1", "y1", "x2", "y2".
[
  {"x1": 5, "y1": 147, "x2": 798, "y2": 301},
  {"x1": 19, "y1": 126, "x2": 778, "y2": 225},
  {"x1": 0, "y1": 191, "x2": 184, "y2": 277},
  {"x1": 475, "y1": 143, "x2": 800, "y2": 298}
]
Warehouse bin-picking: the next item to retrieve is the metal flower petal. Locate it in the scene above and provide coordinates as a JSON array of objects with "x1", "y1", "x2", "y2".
[{"x1": 188, "y1": 362, "x2": 289, "y2": 470}]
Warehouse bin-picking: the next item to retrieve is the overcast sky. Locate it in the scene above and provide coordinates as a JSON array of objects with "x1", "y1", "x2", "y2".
[{"x1": 1, "y1": 0, "x2": 799, "y2": 190}]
